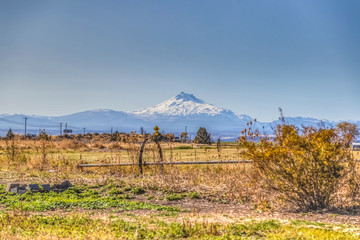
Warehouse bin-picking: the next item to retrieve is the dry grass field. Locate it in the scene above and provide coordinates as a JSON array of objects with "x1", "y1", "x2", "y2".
[{"x1": 0, "y1": 135, "x2": 360, "y2": 239}]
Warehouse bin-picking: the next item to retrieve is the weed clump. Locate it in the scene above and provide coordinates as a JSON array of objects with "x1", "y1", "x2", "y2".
[
  {"x1": 165, "y1": 193, "x2": 185, "y2": 201},
  {"x1": 188, "y1": 192, "x2": 200, "y2": 199},
  {"x1": 108, "y1": 189, "x2": 124, "y2": 195},
  {"x1": 132, "y1": 187, "x2": 145, "y2": 195}
]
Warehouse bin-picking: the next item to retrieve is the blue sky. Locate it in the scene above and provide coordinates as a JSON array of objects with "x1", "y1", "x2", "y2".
[{"x1": 0, "y1": 0, "x2": 359, "y2": 122}]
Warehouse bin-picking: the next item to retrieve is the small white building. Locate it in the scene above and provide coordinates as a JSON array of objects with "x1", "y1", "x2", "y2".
[
  {"x1": 352, "y1": 143, "x2": 360, "y2": 151},
  {"x1": 352, "y1": 143, "x2": 360, "y2": 160}
]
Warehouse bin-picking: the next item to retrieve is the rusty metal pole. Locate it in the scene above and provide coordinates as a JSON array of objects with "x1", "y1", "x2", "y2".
[{"x1": 138, "y1": 137, "x2": 148, "y2": 175}]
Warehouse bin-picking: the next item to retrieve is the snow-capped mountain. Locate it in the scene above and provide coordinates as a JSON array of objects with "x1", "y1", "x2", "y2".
[
  {"x1": 133, "y1": 92, "x2": 226, "y2": 116},
  {"x1": 0, "y1": 92, "x2": 358, "y2": 139},
  {"x1": 131, "y1": 92, "x2": 248, "y2": 132}
]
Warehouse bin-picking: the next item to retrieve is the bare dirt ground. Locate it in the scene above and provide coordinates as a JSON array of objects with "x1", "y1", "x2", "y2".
[{"x1": 141, "y1": 195, "x2": 360, "y2": 226}]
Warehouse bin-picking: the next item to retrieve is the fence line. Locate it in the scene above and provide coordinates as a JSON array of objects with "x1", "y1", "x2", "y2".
[{"x1": 77, "y1": 160, "x2": 251, "y2": 168}]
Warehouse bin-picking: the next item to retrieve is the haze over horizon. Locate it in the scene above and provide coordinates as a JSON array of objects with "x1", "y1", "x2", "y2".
[{"x1": 1, "y1": 0, "x2": 359, "y2": 122}]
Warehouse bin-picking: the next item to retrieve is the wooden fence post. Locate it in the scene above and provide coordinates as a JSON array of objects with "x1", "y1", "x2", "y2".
[{"x1": 155, "y1": 139, "x2": 164, "y2": 174}]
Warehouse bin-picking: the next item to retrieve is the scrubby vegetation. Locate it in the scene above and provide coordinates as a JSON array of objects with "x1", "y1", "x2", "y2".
[
  {"x1": 0, "y1": 121, "x2": 359, "y2": 238},
  {"x1": 240, "y1": 121, "x2": 360, "y2": 211}
]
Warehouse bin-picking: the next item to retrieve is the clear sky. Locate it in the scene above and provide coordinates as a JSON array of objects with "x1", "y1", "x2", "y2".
[{"x1": 0, "y1": 0, "x2": 359, "y2": 122}]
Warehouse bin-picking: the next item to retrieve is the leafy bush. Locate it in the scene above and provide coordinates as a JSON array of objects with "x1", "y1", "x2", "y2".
[
  {"x1": 240, "y1": 122, "x2": 358, "y2": 210},
  {"x1": 165, "y1": 193, "x2": 185, "y2": 201},
  {"x1": 188, "y1": 192, "x2": 200, "y2": 199}
]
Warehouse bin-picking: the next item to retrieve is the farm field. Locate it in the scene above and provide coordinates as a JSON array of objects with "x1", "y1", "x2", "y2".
[
  {"x1": 0, "y1": 136, "x2": 359, "y2": 239},
  {"x1": 3, "y1": 0, "x2": 359, "y2": 238}
]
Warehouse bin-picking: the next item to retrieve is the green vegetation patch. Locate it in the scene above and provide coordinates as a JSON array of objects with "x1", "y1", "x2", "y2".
[
  {"x1": 199, "y1": 146, "x2": 215, "y2": 149},
  {"x1": 188, "y1": 192, "x2": 200, "y2": 199},
  {"x1": 0, "y1": 214, "x2": 357, "y2": 239},
  {"x1": 165, "y1": 193, "x2": 185, "y2": 201},
  {"x1": 0, "y1": 185, "x2": 178, "y2": 212},
  {"x1": 176, "y1": 146, "x2": 194, "y2": 149}
]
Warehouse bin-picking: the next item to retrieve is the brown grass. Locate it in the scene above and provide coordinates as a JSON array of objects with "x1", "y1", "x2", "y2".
[{"x1": 0, "y1": 137, "x2": 359, "y2": 211}]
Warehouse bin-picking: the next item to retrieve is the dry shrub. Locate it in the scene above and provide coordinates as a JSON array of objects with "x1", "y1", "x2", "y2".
[
  {"x1": 92, "y1": 142, "x2": 106, "y2": 149},
  {"x1": 60, "y1": 140, "x2": 87, "y2": 150},
  {"x1": 339, "y1": 166, "x2": 360, "y2": 211},
  {"x1": 25, "y1": 152, "x2": 78, "y2": 174},
  {"x1": 3, "y1": 139, "x2": 28, "y2": 167},
  {"x1": 240, "y1": 122, "x2": 358, "y2": 211},
  {"x1": 108, "y1": 142, "x2": 123, "y2": 150}
]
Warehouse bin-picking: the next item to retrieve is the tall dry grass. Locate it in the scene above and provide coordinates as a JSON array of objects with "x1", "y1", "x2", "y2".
[{"x1": 1, "y1": 137, "x2": 359, "y2": 211}]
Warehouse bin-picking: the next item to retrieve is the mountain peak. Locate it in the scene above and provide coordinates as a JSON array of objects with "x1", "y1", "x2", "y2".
[
  {"x1": 89, "y1": 109, "x2": 113, "y2": 113},
  {"x1": 132, "y1": 92, "x2": 226, "y2": 116},
  {"x1": 174, "y1": 92, "x2": 204, "y2": 104}
]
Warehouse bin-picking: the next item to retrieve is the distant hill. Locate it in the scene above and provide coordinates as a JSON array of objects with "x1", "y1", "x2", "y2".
[{"x1": 0, "y1": 92, "x2": 358, "y2": 140}]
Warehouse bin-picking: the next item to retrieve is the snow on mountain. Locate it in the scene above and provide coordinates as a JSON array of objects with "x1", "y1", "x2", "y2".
[
  {"x1": 0, "y1": 92, "x2": 358, "y2": 137},
  {"x1": 130, "y1": 92, "x2": 249, "y2": 132},
  {"x1": 132, "y1": 92, "x2": 227, "y2": 116},
  {"x1": 262, "y1": 117, "x2": 335, "y2": 129},
  {"x1": 235, "y1": 113, "x2": 253, "y2": 123}
]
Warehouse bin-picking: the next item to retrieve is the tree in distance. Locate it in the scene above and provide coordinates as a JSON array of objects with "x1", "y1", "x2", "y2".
[
  {"x1": 193, "y1": 127, "x2": 211, "y2": 144},
  {"x1": 180, "y1": 132, "x2": 188, "y2": 142},
  {"x1": 6, "y1": 128, "x2": 14, "y2": 140},
  {"x1": 336, "y1": 122, "x2": 359, "y2": 147}
]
